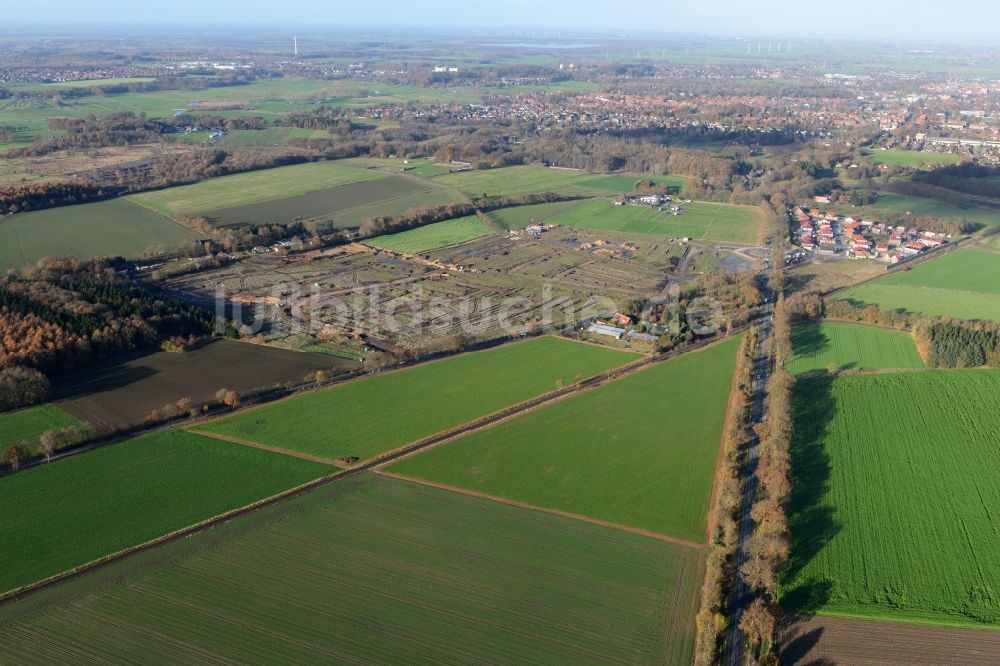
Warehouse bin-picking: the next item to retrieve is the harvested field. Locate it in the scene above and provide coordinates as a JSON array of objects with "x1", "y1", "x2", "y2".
[
  {"x1": 839, "y1": 250, "x2": 1000, "y2": 321},
  {"x1": 53, "y1": 339, "x2": 352, "y2": 428},
  {"x1": 785, "y1": 257, "x2": 886, "y2": 293},
  {"x1": 127, "y1": 161, "x2": 383, "y2": 218},
  {"x1": 0, "y1": 429, "x2": 329, "y2": 594},
  {"x1": 786, "y1": 322, "x2": 924, "y2": 375},
  {"x1": 389, "y1": 338, "x2": 741, "y2": 542},
  {"x1": 0, "y1": 198, "x2": 199, "y2": 271},
  {"x1": 194, "y1": 337, "x2": 638, "y2": 463},
  {"x1": 780, "y1": 615, "x2": 1000, "y2": 665},
  {"x1": 200, "y1": 174, "x2": 463, "y2": 228},
  {"x1": 368, "y1": 215, "x2": 492, "y2": 253},
  {"x1": 547, "y1": 198, "x2": 763, "y2": 244},
  {"x1": 783, "y1": 370, "x2": 1000, "y2": 627},
  {"x1": 0, "y1": 404, "x2": 81, "y2": 451},
  {"x1": 0, "y1": 143, "x2": 191, "y2": 185},
  {"x1": 0, "y1": 473, "x2": 703, "y2": 665}
]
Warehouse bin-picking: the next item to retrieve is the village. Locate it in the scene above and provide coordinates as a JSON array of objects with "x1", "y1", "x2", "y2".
[{"x1": 792, "y1": 205, "x2": 951, "y2": 263}]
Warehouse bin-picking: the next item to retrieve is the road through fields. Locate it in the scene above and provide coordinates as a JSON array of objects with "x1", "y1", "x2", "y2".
[{"x1": 726, "y1": 277, "x2": 774, "y2": 665}]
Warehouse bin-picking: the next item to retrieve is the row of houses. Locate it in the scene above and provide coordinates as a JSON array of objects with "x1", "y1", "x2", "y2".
[{"x1": 793, "y1": 206, "x2": 949, "y2": 262}]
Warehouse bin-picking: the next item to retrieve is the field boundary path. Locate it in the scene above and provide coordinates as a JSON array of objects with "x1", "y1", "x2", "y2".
[
  {"x1": 0, "y1": 327, "x2": 761, "y2": 607},
  {"x1": 377, "y1": 471, "x2": 707, "y2": 549},
  {"x1": 726, "y1": 278, "x2": 774, "y2": 665},
  {"x1": 191, "y1": 431, "x2": 348, "y2": 467}
]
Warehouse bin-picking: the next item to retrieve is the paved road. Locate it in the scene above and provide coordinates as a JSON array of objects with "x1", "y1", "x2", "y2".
[{"x1": 726, "y1": 277, "x2": 774, "y2": 666}]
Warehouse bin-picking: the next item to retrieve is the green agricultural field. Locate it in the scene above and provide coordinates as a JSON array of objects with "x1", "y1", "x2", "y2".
[
  {"x1": 786, "y1": 322, "x2": 924, "y2": 375},
  {"x1": 0, "y1": 473, "x2": 703, "y2": 665},
  {"x1": 213, "y1": 127, "x2": 329, "y2": 147},
  {"x1": 782, "y1": 371, "x2": 1000, "y2": 628},
  {"x1": 127, "y1": 161, "x2": 383, "y2": 218},
  {"x1": 578, "y1": 174, "x2": 686, "y2": 192},
  {"x1": 546, "y1": 198, "x2": 762, "y2": 244},
  {"x1": 433, "y1": 165, "x2": 599, "y2": 197},
  {"x1": 0, "y1": 198, "x2": 199, "y2": 271},
  {"x1": 194, "y1": 337, "x2": 637, "y2": 463},
  {"x1": 866, "y1": 150, "x2": 963, "y2": 167},
  {"x1": 0, "y1": 429, "x2": 329, "y2": 594},
  {"x1": 196, "y1": 175, "x2": 457, "y2": 227},
  {"x1": 838, "y1": 249, "x2": 1000, "y2": 321},
  {"x1": 835, "y1": 192, "x2": 1000, "y2": 230},
  {"x1": 0, "y1": 404, "x2": 81, "y2": 451},
  {"x1": 874, "y1": 249, "x2": 1000, "y2": 295},
  {"x1": 839, "y1": 283, "x2": 1000, "y2": 322},
  {"x1": 487, "y1": 198, "x2": 592, "y2": 230},
  {"x1": 0, "y1": 78, "x2": 412, "y2": 129},
  {"x1": 368, "y1": 215, "x2": 492, "y2": 253},
  {"x1": 342, "y1": 156, "x2": 455, "y2": 178},
  {"x1": 329, "y1": 187, "x2": 468, "y2": 229},
  {"x1": 1, "y1": 77, "x2": 157, "y2": 91},
  {"x1": 390, "y1": 338, "x2": 740, "y2": 542}
]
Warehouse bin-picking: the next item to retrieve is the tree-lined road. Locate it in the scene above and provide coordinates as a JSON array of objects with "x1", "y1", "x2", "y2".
[{"x1": 726, "y1": 277, "x2": 774, "y2": 666}]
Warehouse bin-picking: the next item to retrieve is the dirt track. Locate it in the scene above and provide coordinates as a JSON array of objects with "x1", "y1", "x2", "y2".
[{"x1": 780, "y1": 614, "x2": 1000, "y2": 665}]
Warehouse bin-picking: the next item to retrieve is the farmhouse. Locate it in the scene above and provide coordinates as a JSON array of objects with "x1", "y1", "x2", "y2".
[{"x1": 611, "y1": 312, "x2": 632, "y2": 327}]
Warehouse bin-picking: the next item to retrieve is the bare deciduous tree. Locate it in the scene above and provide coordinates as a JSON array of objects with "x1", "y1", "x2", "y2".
[{"x1": 39, "y1": 430, "x2": 57, "y2": 462}]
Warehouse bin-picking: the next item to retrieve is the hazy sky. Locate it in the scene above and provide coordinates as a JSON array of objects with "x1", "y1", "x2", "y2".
[{"x1": 5, "y1": 0, "x2": 996, "y2": 42}]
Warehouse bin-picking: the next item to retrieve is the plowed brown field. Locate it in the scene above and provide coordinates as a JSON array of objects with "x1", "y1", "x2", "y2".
[{"x1": 780, "y1": 615, "x2": 1000, "y2": 665}]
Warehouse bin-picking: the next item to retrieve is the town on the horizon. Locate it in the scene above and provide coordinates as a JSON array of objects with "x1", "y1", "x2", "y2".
[{"x1": 1, "y1": 15, "x2": 999, "y2": 666}]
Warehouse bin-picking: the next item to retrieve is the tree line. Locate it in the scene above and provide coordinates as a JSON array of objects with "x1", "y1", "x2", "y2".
[
  {"x1": 735, "y1": 290, "x2": 795, "y2": 665},
  {"x1": 0, "y1": 258, "x2": 213, "y2": 411},
  {"x1": 694, "y1": 331, "x2": 758, "y2": 665},
  {"x1": 5, "y1": 112, "x2": 166, "y2": 158},
  {"x1": 358, "y1": 192, "x2": 572, "y2": 238},
  {"x1": 912, "y1": 163, "x2": 1000, "y2": 202},
  {"x1": 0, "y1": 181, "x2": 121, "y2": 216}
]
